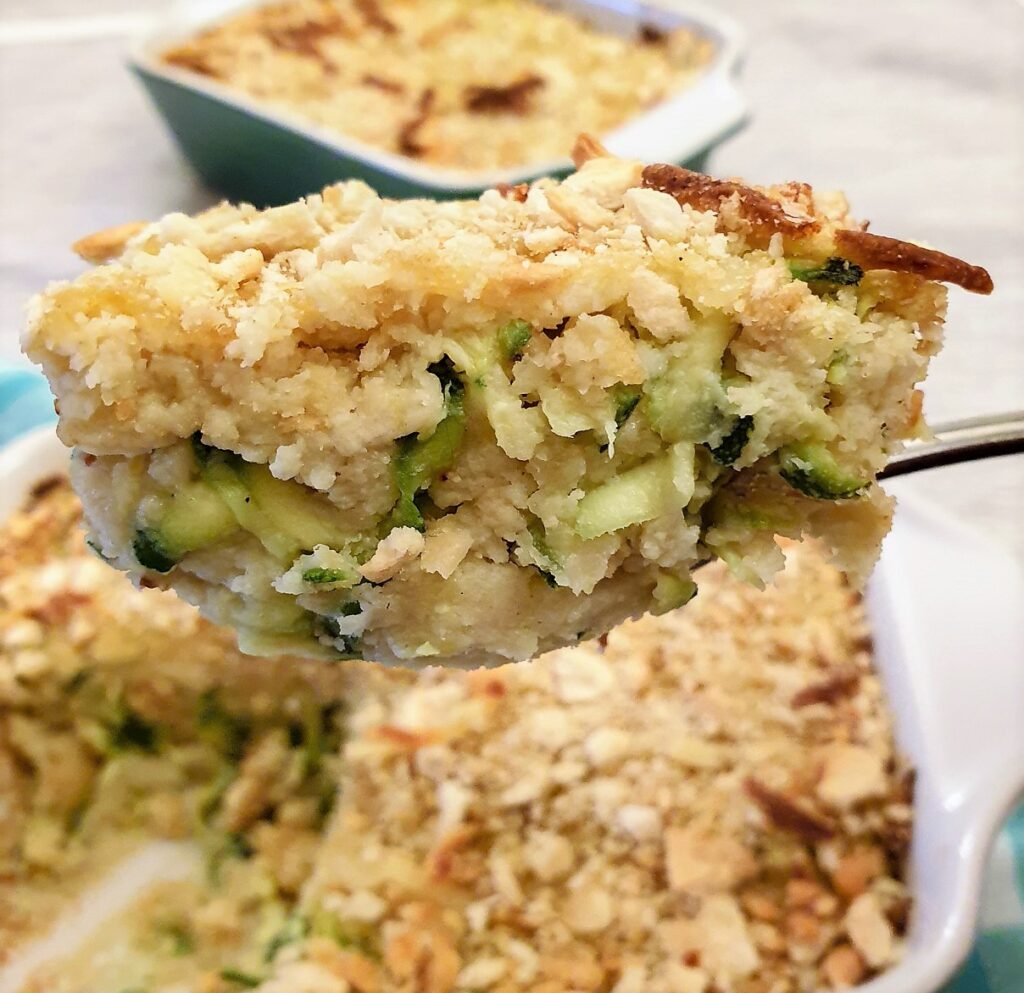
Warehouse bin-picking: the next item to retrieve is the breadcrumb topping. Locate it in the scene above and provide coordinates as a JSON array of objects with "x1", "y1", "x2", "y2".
[{"x1": 293, "y1": 542, "x2": 913, "y2": 993}]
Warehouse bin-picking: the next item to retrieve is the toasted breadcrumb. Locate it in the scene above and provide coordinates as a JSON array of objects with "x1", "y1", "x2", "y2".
[
  {"x1": 288, "y1": 541, "x2": 913, "y2": 993},
  {"x1": 70, "y1": 220, "x2": 148, "y2": 263}
]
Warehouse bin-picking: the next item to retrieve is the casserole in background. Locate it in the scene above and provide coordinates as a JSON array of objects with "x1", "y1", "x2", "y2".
[{"x1": 130, "y1": 0, "x2": 746, "y2": 204}]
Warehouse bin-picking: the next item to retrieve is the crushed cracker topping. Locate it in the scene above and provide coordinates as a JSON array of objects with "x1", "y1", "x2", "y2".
[{"x1": 294, "y1": 542, "x2": 914, "y2": 993}]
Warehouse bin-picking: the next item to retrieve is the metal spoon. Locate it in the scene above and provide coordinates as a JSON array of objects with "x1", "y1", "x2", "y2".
[{"x1": 880, "y1": 411, "x2": 1024, "y2": 479}]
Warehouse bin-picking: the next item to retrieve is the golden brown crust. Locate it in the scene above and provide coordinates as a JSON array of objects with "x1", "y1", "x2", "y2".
[
  {"x1": 642, "y1": 164, "x2": 993, "y2": 295},
  {"x1": 464, "y1": 74, "x2": 545, "y2": 114},
  {"x1": 639, "y1": 23, "x2": 668, "y2": 44},
  {"x1": 744, "y1": 779, "x2": 837, "y2": 842},
  {"x1": 642, "y1": 163, "x2": 821, "y2": 242},
  {"x1": 354, "y1": 0, "x2": 396, "y2": 34},
  {"x1": 791, "y1": 670, "x2": 860, "y2": 709},
  {"x1": 493, "y1": 181, "x2": 530, "y2": 202},
  {"x1": 571, "y1": 132, "x2": 611, "y2": 168},
  {"x1": 163, "y1": 48, "x2": 218, "y2": 77},
  {"x1": 835, "y1": 229, "x2": 994, "y2": 295},
  {"x1": 397, "y1": 88, "x2": 435, "y2": 156},
  {"x1": 360, "y1": 72, "x2": 404, "y2": 94},
  {"x1": 262, "y1": 10, "x2": 349, "y2": 62},
  {"x1": 71, "y1": 221, "x2": 148, "y2": 265}
]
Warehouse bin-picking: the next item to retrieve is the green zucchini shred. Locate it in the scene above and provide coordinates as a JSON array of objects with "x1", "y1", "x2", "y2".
[
  {"x1": 778, "y1": 443, "x2": 868, "y2": 500},
  {"x1": 788, "y1": 256, "x2": 863, "y2": 286},
  {"x1": 707, "y1": 415, "x2": 753, "y2": 466},
  {"x1": 388, "y1": 359, "x2": 467, "y2": 533},
  {"x1": 497, "y1": 319, "x2": 532, "y2": 361}
]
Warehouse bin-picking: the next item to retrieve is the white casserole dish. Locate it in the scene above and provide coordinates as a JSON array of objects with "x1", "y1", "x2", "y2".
[
  {"x1": 1, "y1": 427, "x2": 1022, "y2": 991},
  {"x1": 128, "y1": 0, "x2": 747, "y2": 204}
]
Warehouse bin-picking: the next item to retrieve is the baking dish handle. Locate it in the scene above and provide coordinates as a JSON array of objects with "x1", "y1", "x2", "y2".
[{"x1": 605, "y1": 65, "x2": 748, "y2": 168}]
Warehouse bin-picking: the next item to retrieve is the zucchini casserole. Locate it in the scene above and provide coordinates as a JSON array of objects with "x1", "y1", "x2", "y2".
[
  {"x1": 0, "y1": 477, "x2": 364, "y2": 982},
  {"x1": 158, "y1": 0, "x2": 713, "y2": 171},
  {"x1": 23, "y1": 143, "x2": 992, "y2": 667},
  {"x1": 3, "y1": 480, "x2": 915, "y2": 993}
]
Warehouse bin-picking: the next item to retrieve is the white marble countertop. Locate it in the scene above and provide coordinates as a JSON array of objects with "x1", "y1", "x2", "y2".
[{"x1": 1, "y1": 0, "x2": 1021, "y2": 558}]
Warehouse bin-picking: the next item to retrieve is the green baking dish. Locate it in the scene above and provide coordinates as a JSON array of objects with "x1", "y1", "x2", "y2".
[{"x1": 130, "y1": 0, "x2": 747, "y2": 205}]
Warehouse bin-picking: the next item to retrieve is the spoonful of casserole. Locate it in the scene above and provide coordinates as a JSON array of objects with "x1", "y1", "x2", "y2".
[{"x1": 23, "y1": 139, "x2": 992, "y2": 667}]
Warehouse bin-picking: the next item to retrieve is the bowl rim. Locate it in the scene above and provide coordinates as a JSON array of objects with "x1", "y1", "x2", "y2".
[
  {"x1": 857, "y1": 483, "x2": 1024, "y2": 993},
  {"x1": 127, "y1": 0, "x2": 748, "y2": 193},
  {"x1": 1, "y1": 425, "x2": 1021, "y2": 992}
]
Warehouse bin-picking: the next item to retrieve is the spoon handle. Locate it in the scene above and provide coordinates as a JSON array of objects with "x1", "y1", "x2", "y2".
[{"x1": 880, "y1": 411, "x2": 1024, "y2": 479}]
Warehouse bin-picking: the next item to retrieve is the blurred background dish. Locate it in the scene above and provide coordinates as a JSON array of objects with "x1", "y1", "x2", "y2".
[
  {"x1": 130, "y1": 0, "x2": 747, "y2": 202},
  {"x1": 157, "y1": 0, "x2": 715, "y2": 171},
  {"x1": 0, "y1": 1, "x2": 1021, "y2": 989}
]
